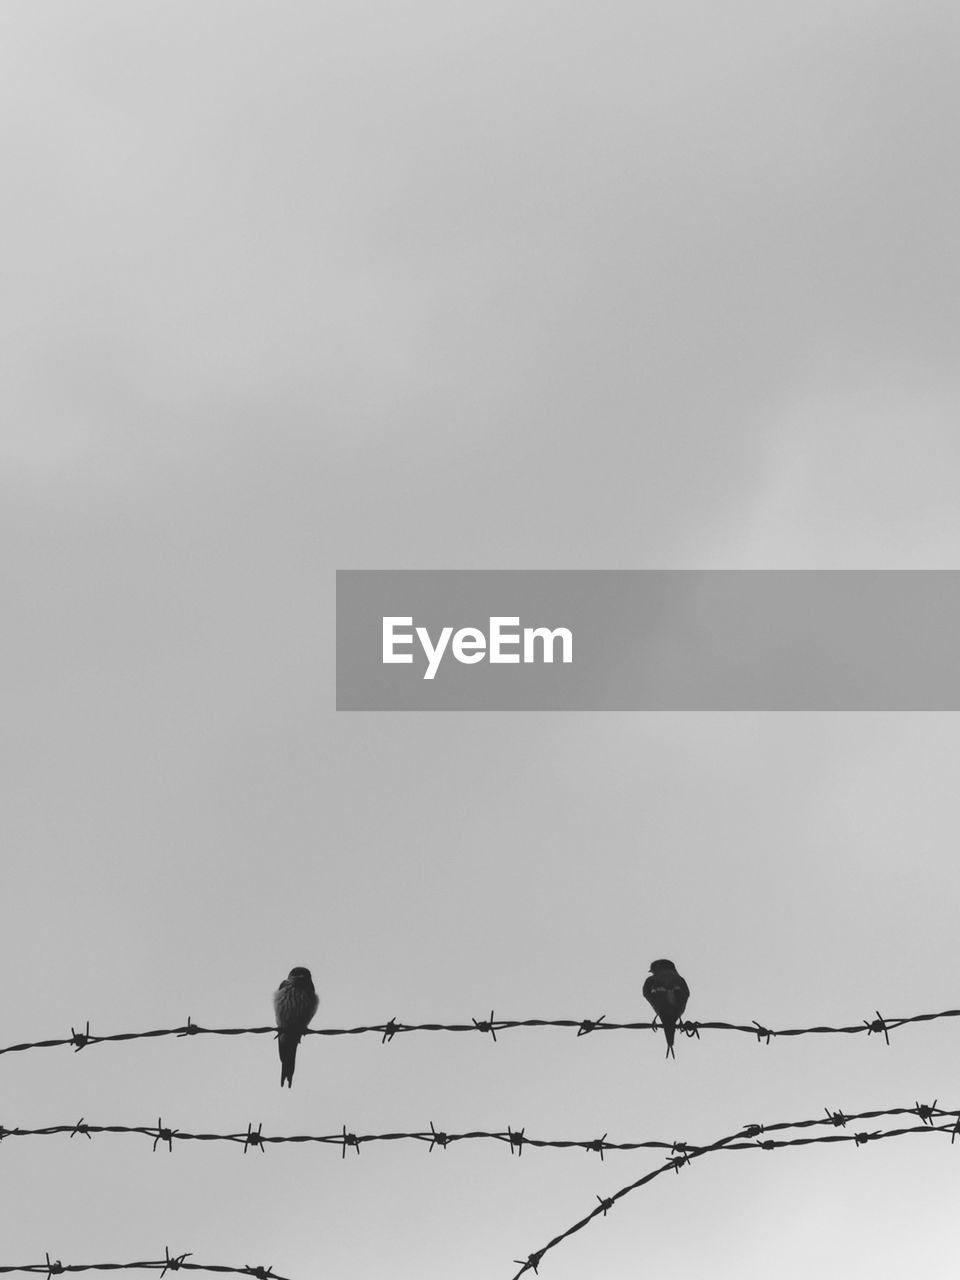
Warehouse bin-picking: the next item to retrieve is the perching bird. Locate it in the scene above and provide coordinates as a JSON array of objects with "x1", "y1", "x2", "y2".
[
  {"x1": 642, "y1": 959, "x2": 690, "y2": 1059},
  {"x1": 272, "y1": 966, "x2": 319, "y2": 1088}
]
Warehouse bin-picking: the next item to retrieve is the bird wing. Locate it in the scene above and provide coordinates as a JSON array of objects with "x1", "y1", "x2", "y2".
[
  {"x1": 676, "y1": 976, "x2": 690, "y2": 1017},
  {"x1": 272, "y1": 980, "x2": 292, "y2": 1022},
  {"x1": 274, "y1": 981, "x2": 318, "y2": 1030},
  {"x1": 300, "y1": 989, "x2": 320, "y2": 1025}
]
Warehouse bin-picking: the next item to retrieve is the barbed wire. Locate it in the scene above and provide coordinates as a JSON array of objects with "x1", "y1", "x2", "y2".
[
  {"x1": 2, "y1": 1106, "x2": 956, "y2": 1277},
  {"x1": 2, "y1": 1007, "x2": 959, "y2": 1061},
  {"x1": 0, "y1": 1119, "x2": 686, "y2": 1158},
  {"x1": 0, "y1": 1250, "x2": 290, "y2": 1278},
  {"x1": 1, "y1": 1103, "x2": 958, "y2": 1162},
  {"x1": 509, "y1": 1099, "x2": 960, "y2": 1277}
]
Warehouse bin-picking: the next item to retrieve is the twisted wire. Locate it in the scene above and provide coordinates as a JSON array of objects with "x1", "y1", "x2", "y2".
[
  {"x1": 0, "y1": 1102, "x2": 953, "y2": 1163},
  {"x1": 2, "y1": 1007, "x2": 957, "y2": 1059},
  {"x1": 0, "y1": 1251, "x2": 289, "y2": 1278}
]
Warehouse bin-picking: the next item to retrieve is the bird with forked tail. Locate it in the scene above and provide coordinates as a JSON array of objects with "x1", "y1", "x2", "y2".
[
  {"x1": 642, "y1": 959, "x2": 690, "y2": 1059},
  {"x1": 272, "y1": 966, "x2": 319, "y2": 1087}
]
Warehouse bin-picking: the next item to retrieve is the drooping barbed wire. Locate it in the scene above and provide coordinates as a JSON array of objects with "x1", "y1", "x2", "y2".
[
  {"x1": 2, "y1": 1007, "x2": 958, "y2": 1061},
  {"x1": 509, "y1": 1101, "x2": 960, "y2": 1276}
]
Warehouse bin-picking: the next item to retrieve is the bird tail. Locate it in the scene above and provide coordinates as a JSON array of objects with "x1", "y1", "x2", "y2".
[
  {"x1": 663, "y1": 1019, "x2": 677, "y2": 1060},
  {"x1": 278, "y1": 1029, "x2": 302, "y2": 1088}
]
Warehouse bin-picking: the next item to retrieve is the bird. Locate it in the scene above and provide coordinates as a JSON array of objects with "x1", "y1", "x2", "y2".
[
  {"x1": 642, "y1": 959, "x2": 690, "y2": 1059},
  {"x1": 272, "y1": 966, "x2": 319, "y2": 1087}
]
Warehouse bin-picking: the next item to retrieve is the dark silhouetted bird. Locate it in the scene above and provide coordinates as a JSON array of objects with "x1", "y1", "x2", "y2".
[
  {"x1": 642, "y1": 959, "x2": 690, "y2": 1059},
  {"x1": 272, "y1": 966, "x2": 319, "y2": 1087}
]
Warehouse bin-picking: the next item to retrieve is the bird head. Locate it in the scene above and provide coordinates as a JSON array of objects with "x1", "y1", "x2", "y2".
[
  {"x1": 649, "y1": 959, "x2": 676, "y2": 973},
  {"x1": 288, "y1": 966, "x2": 314, "y2": 983}
]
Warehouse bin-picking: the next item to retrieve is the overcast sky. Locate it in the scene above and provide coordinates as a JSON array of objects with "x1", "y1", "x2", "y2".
[{"x1": 3, "y1": 3, "x2": 960, "y2": 1278}]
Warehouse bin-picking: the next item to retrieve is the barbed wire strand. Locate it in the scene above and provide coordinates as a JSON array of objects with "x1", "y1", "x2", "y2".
[
  {"x1": 0, "y1": 1102, "x2": 956, "y2": 1161},
  {"x1": 0, "y1": 1250, "x2": 291, "y2": 1278},
  {"x1": 2, "y1": 1007, "x2": 959, "y2": 1060},
  {"x1": 509, "y1": 1102, "x2": 960, "y2": 1277}
]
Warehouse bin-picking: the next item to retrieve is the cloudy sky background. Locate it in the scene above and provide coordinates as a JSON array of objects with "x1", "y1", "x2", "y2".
[{"x1": 3, "y1": 2, "x2": 960, "y2": 1277}]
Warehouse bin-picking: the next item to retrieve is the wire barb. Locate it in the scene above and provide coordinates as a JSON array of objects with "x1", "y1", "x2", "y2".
[
  {"x1": 471, "y1": 1010, "x2": 498, "y2": 1041},
  {"x1": 914, "y1": 1100, "x2": 938, "y2": 1125},
  {"x1": 508, "y1": 1127, "x2": 525, "y2": 1157},
  {"x1": 70, "y1": 1118, "x2": 91, "y2": 1141},
  {"x1": 586, "y1": 1134, "x2": 608, "y2": 1160},
  {"x1": 340, "y1": 1126, "x2": 360, "y2": 1159},
  {"x1": 152, "y1": 1117, "x2": 177, "y2": 1153},
  {"x1": 512, "y1": 1250, "x2": 544, "y2": 1275},
  {"x1": 70, "y1": 1022, "x2": 91, "y2": 1053},
  {"x1": 243, "y1": 1123, "x2": 265, "y2": 1155},
  {"x1": 159, "y1": 1246, "x2": 192, "y2": 1276},
  {"x1": 865, "y1": 1011, "x2": 891, "y2": 1044},
  {"x1": 428, "y1": 1121, "x2": 448, "y2": 1153}
]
